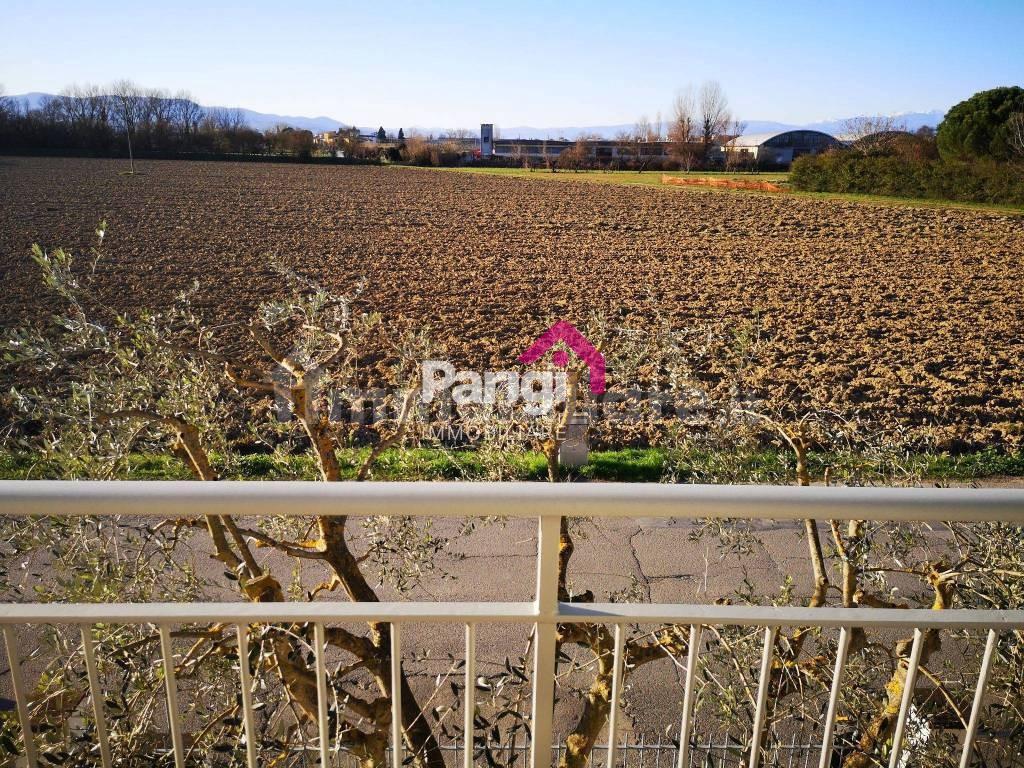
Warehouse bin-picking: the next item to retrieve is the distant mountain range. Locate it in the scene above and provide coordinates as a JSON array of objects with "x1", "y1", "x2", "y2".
[
  {"x1": 222, "y1": 109, "x2": 345, "y2": 133},
  {"x1": 10, "y1": 93, "x2": 944, "y2": 139},
  {"x1": 10, "y1": 92, "x2": 350, "y2": 133}
]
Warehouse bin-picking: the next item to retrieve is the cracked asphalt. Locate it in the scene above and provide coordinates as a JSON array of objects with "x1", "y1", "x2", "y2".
[{"x1": 385, "y1": 515, "x2": 925, "y2": 743}]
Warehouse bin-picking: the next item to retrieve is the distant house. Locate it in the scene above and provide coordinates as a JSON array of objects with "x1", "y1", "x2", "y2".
[
  {"x1": 724, "y1": 130, "x2": 841, "y2": 167},
  {"x1": 315, "y1": 131, "x2": 337, "y2": 147}
]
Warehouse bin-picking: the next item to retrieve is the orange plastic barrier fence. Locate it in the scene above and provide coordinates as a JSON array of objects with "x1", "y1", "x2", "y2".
[{"x1": 661, "y1": 175, "x2": 783, "y2": 192}]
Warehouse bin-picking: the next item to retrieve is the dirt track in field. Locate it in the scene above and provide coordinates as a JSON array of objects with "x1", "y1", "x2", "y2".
[{"x1": 1, "y1": 156, "x2": 1023, "y2": 449}]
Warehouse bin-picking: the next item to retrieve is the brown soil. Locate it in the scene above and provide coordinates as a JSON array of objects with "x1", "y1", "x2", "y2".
[{"x1": 1, "y1": 157, "x2": 1022, "y2": 449}]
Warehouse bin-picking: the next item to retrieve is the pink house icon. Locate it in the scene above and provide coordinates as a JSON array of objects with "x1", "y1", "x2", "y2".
[{"x1": 517, "y1": 320, "x2": 606, "y2": 395}]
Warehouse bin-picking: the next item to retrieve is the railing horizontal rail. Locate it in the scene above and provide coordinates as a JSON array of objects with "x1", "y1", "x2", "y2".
[
  {"x1": 1, "y1": 602, "x2": 1023, "y2": 629},
  {"x1": 2, "y1": 480, "x2": 1024, "y2": 522}
]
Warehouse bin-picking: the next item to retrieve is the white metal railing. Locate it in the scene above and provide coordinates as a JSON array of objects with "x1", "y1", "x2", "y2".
[{"x1": 0, "y1": 480, "x2": 1023, "y2": 768}]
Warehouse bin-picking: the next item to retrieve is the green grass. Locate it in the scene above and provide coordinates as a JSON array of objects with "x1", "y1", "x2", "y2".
[
  {"x1": 783, "y1": 187, "x2": 1024, "y2": 214},
  {"x1": 429, "y1": 166, "x2": 788, "y2": 187},
  {"x1": 578, "y1": 448, "x2": 667, "y2": 482},
  {"x1": 922, "y1": 449, "x2": 1024, "y2": 480},
  {"x1": 3, "y1": 447, "x2": 1022, "y2": 484},
  {"x1": 419, "y1": 165, "x2": 1024, "y2": 214}
]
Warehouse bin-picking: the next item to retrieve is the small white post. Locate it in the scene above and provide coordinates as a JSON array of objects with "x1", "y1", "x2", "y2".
[
  {"x1": 748, "y1": 626, "x2": 778, "y2": 768},
  {"x1": 959, "y1": 629, "x2": 998, "y2": 768},
  {"x1": 314, "y1": 623, "x2": 331, "y2": 767},
  {"x1": 606, "y1": 624, "x2": 625, "y2": 768},
  {"x1": 391, "y1": 622, "x2": 404, "y2": 768},
  {"x1": 531, "y1": 515, "x2": 561, "y2": 768},
  {"x1": 818, "y1": 627, "x2": 851, "y2": 768},
  {"x1": 888, "y1": 629, "x2": 925, "y2": 768},
  {"x1": 676, "y1": 624, "x2": 703, "y2": 768},
  {"x1": 465, "y1": 622, "x2": 476, "y2": 768},
  {"x1": 236, "y1": 625, "x2": 259, "y2": 768},
  {"x1": 3, "y1": 627, "x2": 39, "y2": 768},
  {"x1": 80, "y1": 625, "x2": 113, "y2": 768},
  {"x1": 558, "y1": 414, "x2": 590, "y2": 468},
  {"x1": 158, "y1": 625, "x2": 185, "y2": 768}
]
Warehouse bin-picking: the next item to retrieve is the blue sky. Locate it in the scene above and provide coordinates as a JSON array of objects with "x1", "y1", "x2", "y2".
[{"x1": 2, "y1": 0, "x2": 1022, "y2": 129}]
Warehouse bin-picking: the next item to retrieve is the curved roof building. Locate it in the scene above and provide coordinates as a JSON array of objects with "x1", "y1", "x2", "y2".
[{"x1": 725, "y1": 129, "x2": 841, "y2": 166}]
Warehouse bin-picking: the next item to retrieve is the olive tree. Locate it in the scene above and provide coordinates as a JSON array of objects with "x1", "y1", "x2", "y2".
[
  {"x1": 463, "y1": 317, "x2": 1024, "y2": 768},
  {"x1": 3, "y1": 233, "x2": 1023, "y2": 768},
  {"x1": 2, "y1": 230, "x2": 454, "y2": 767}
]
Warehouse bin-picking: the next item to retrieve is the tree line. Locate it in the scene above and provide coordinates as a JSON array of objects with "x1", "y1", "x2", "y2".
[
  {"x1": 630, "y1": 80, "x2": 744, "y2": 170},
  {"x1": 0, "y1": 80, "x2": 327, "y2": 159},
  {"x1": 791, "y1": 87, "x2": 1024, "y2": 206}
]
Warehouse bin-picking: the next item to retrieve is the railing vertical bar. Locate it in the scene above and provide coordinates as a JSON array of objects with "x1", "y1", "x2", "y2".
[
  {"x1": 887, "y1": 628, "x2": 925, "y2": 768},
  {"x1": 607, "y1": 623, "x2": 625, "y2": 768},
  {"x1": 236, "y1": 624, "x2": 258, "y2": 768},
  {"x1": 313, "y1": 622, "x2": 331, "y2": 767},
  {"x1": 676, "y1": 624, "x2": 703, "y2": 768},
  {"x1": 80, "y1": 624, "x2": 112, "y2": 768},
  {"x1": 464, "y1": 622, "x2": 476, "y2": 768},
  {"x1": 531, "y1": 514, "x2": 560, "y2": 768},
  {"x1": 818, "y1": 626, "x2": 851, "y2": 768},
  {"x1": 958, "y1": 629, "x2": 998, "y2": 768},
  {"x1": 158, "y1": 625, "x2": 186, "y2": 768},
  {"x1": 748, "y1": 626, "x2": 778, "y2": 768},
  {"x1": 391, "y1": 622, "x2": 403, "y2": 768},
  {"x1": 3, "y1": 627, "x2": 39, "y2": 768}
]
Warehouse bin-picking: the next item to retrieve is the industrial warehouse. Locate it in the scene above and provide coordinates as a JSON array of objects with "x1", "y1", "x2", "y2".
[
  {"x1": 309, "y1": 121, "x2": 853, "y2": 169},
  {"x1": 479, "y1": 123, "x2": 843, "y2": 168}
]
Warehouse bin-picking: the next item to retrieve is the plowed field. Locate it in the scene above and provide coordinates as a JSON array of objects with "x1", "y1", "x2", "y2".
[{"x1": 2, "y1": 157, "x2": 1022, "y2": 449}]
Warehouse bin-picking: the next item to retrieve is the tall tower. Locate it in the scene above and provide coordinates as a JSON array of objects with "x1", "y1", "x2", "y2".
[{"x1": 480, "y1": 123, "x2": 494, "y2": 157}]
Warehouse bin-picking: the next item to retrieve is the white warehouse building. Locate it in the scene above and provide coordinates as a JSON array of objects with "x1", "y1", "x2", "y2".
[{"x1": 724, "y1": 129, "x2": 842, "y2": 166}]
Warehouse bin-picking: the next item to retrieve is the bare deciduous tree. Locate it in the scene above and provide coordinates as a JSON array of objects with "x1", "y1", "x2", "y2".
[
  {"x1": 668, "y1": 89, "x2": 696, "y2": 143},
  {"x1": 627, "y1": 116, "x2": 662, "y2": 170},
  {"x1": 668, "y1": 88, "x2": 700, "y2": 170},
  {"x1": 142, "y1": 87, "x2": 172, "y2": 148},
  {"x1": 633, "y1": 114, "x2": 653, "y2": 143},
  {"x1": 170, "y1": 89, "x2": 205, "y2": 139},
  {"x1": 698, "y1": 80, "x2": 732, "y2": 163},
  {"x1": 110, "y1": 79, "x2": 145, "y2": 173},
  {"x1": 842, "y1": 114, "x2": 909, "y2": 154},
  {"x1": 440, "y1": 128, "x2": 473, "y2": 141},
  {"x1": 723, "y1": 118, "x2": 749, "y2": 170},
  {"x1": 1008, "y1": 111, "x2": 1024, "y2": 160}
]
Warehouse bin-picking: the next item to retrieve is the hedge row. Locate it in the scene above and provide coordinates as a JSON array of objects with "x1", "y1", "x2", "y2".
[{"x1": 790, "y1": 152, "x2": 1024, "y2": 206}]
